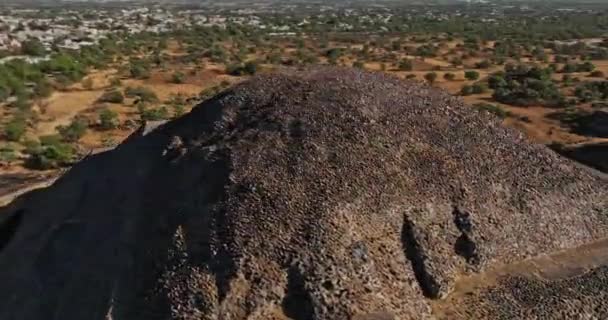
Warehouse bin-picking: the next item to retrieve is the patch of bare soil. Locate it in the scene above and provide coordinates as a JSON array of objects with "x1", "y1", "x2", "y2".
[{"x1": 433, "y1": 238, "x2": 608, "y2": 319}]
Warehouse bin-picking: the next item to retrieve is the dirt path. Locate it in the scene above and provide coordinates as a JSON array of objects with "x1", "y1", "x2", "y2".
[
  {"x1": 432, "y1": 237, "x2": 608, "y2": 317},
  {"x1": 35, "y1": 89, "x2": 105, "y2": 136}
]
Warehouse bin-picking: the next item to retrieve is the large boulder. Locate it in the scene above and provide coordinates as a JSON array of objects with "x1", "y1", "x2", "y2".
[{"x1": 0, "y1": 68, "x2": 606, "y2": 320}]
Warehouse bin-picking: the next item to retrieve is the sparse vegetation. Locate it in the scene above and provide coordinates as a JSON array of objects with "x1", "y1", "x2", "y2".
[
  {"x1": 98, "y1": 89, "x2": 124, "y2": 104},
  {"x1": 465, "y1": 71, "x2": 480, "y2": 81},
  {"x1": 57, "y1": 118, "x2": 88, "y2": 142},
  {"x1": 98, "y1": 108, "x2": 119, "y2": 130},
  {"x1": 4, "y1": 118, "x2": 27, "y2": 142},
  {"x1": 474, "y1": 103, "x2": 510, "y2": 119},
  {"x1": 424, "y1": 72, "x2": 438, "y2": 84}
]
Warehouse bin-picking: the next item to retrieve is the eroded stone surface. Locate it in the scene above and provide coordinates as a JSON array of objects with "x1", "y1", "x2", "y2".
[{"x1": 0, "y1": 68, "x2": 606, "y2": 319}]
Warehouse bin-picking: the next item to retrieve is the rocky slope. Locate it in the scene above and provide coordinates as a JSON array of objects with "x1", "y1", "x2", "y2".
[{"x1": 0, "y1": 68, "x2": 607, "y2": 320}]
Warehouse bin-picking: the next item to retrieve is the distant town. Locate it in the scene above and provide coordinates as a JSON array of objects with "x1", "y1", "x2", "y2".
[{"x1": 0, "y1": 0, "x2": 606, "y2": 177}]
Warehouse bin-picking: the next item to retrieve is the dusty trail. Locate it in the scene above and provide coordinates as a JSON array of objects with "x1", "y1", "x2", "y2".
[{"x1": 433, "y1": 238, "x2": 608, "y2": 318}]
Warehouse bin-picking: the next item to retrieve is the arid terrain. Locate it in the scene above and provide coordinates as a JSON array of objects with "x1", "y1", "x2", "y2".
[{"x1": 1, "y1": 2, "x2": 608, "y2": 318}]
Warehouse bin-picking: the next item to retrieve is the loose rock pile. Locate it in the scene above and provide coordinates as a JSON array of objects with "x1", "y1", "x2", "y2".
[{"x1": 0, "y1": 68, "x2": 606, "y2": 319}]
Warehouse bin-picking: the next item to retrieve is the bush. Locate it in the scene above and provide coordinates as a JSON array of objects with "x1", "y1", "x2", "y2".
[
  {"x1": 471, "y1": 83, "x2": 487, "y2": 94},
  {"x1": 226, "y1": 61, "x2": 259, "y2": 76},
  {"x1": 405, "y1": 74, "x2": 417, "y2": 79},
  {"x1": 9, "y1": 96, "x2": 32, "y2": 111},
  {"x1": 465, "y1": 70, "x2": 480, "y2": 81},
  {"x1": 460, "y1": 85, "x2": 474, "y2": 96},
  {"x1": 443, "y1": 72, "x2": 456, "y2": 81},
  {"x1": 243, "y1": 61, "x2": 258, "y2": 75},
  {"x1": 21, "y1": 39, "x2": 46, "y2": 56},
  {"x1": 139, "y1": 105, "x2": 169, "y2": 121},
  {"x1": 125, "y1": 86, "x2": 158, "y2": 103},
  {"x1": 129, "y1": 60, "x2": 151, "y2": 79},
  {"x1": 398, "y1": 59, "x2": 413, "y2": 71},
  {"x1": 474, "y1": 103, "x2": 510, "y2": 118},
  {"x1": 171, "y1": 71, "x2": 185, "y2": 84},
  {"x1": 25, "y1": 137, "x2": 76, "y2": 170},
  {"x1": 57, "y1": 118, "x2": 87, "y2": 142},
  {"x1": 492, "y1": 64, "x2": 563, "y2": 107},
  {"x1": 98, "y1": 90, "x2": 124, "y2": 104},
  {"x1": 475, "y1": 60, "x2": 492, "y2": 69},
  {"x1": 109, "y1": 77, "x2": 122, "y2": 87},
  {"x1": 35, "y1": 81, "x2": 53, "y2": 98},
  {"x1": 4, "y1": 118, "x2": 27, "y2": 142},
  {"x1": 0, "y1": 144, "x2": 17, "y2": 163},
  {"x1": 99, "y1": 108, "x2": 119, "y2": 130},
  {"x1": 488, "y1": 74, "x2": 508, "y2": 89},
  {"x1": 424, "y1": 72, "x2": 438, "y2": 84},
  {"x1": 172, "y1": 104, "x2": 186, "y2": 118}
]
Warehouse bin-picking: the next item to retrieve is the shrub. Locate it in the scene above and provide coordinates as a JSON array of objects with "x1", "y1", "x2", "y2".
[
  {"x1": 98, "y1": 89, "x2": 124, "y2": 104},
  {"x1": 226, "y1": 61, "x2": 259, "y2": 76},
  {"x1": 57, "y1": 118, "x2": 87, "y2": 142},
  {"x1": 4, "y1": 118, "x2": 27, "y2": 142},
  {"x1": 139, "y1": 105, "x2": 169, "y2": 121},
  {"x1": 475, "y1": 60, "x2": 492, "y2": 69},
  {"x1": 474, "y1": 103, "x2": 510, "y2": 118},
  {"x1": 98, "y1": 108, "x2": 119, "y2": 130},
  {"x1": 460, "y1": 85, "x2": 474, "y2": 96},
  {"x1": 243, "y1": 61, "x2": 258, "y2": 75},
  {"x1": 488, "y1": 74, "x2": 508, "y2": 89},
  {"x1": 34, "y1": 80, "x2": 53, "y2": 98},
  {"x1": 9, "y1": 96, "x2": 32, "y2": 111},
  {"x1": 471, "y1": 83, "x2": 487, "y2": 94},
  {"x1": 25, "y1": 137, "x2": 76, "y2": 170},
  {"x1": 398, "y1": 59, "x2": 413, "y2": 71},
  {"x1": 443, "y1": 72, "x2": 456, "y2": 81},
  {"x1": 172, "y1": 104, "x2": 186, "y2": 118},
  {"x1": 109, "y1": 77, "x2": 122, "y2": 87},
  {"x1": 0, "y1": 144, "x2": 17, "y2": 163},
  {"x1": 405, "y1": 74, "x2": 417, "y2": 79},
  {"x1": 492, "y1": 64, "x2": 563, "y2": 107},
  {"x1": 129, "y1": 60, "x2": 150, "y2": 79},
  {"x1": 424, "y1": 72, "x2": 438, "y2": 84},
  {"x1": 171, "y1": 71, "x2": 185, "y2": 84},
  {"x1": 125, "y1": 86, "x2": 158, "y2": 103},
  {"x1": 465, "y1": 70, "x2": 480, "y2": 81},
  {"x1": 21, "y1": 39, "x2": 46, "y2": 56}
]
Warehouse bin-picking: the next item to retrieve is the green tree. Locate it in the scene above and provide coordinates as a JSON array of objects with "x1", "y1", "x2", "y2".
[
  {"x1": 99, "y1": 108, "x2": 119, "y2": 130},
  {"x1": 465, "y1": 71, "x2": 480, "y2": 81},
  {"x1": 460, "y1": 85, "x2": 474, "y2": 96},
  {"x1": 4, "y1": 118, "x2": 27, "y2": 142},
  {"x1": 57, "y1": 118, "x2": 87, "y2": 142},
  {"x1": 98, "y1": 89, "x2": 124, "y2": 104},
  {"x1": 21, "y1": 39, "x2": 46, "y2": 56},
  {"x1": 25, "y1": 136, "x2": 76, "y2": 170}
]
